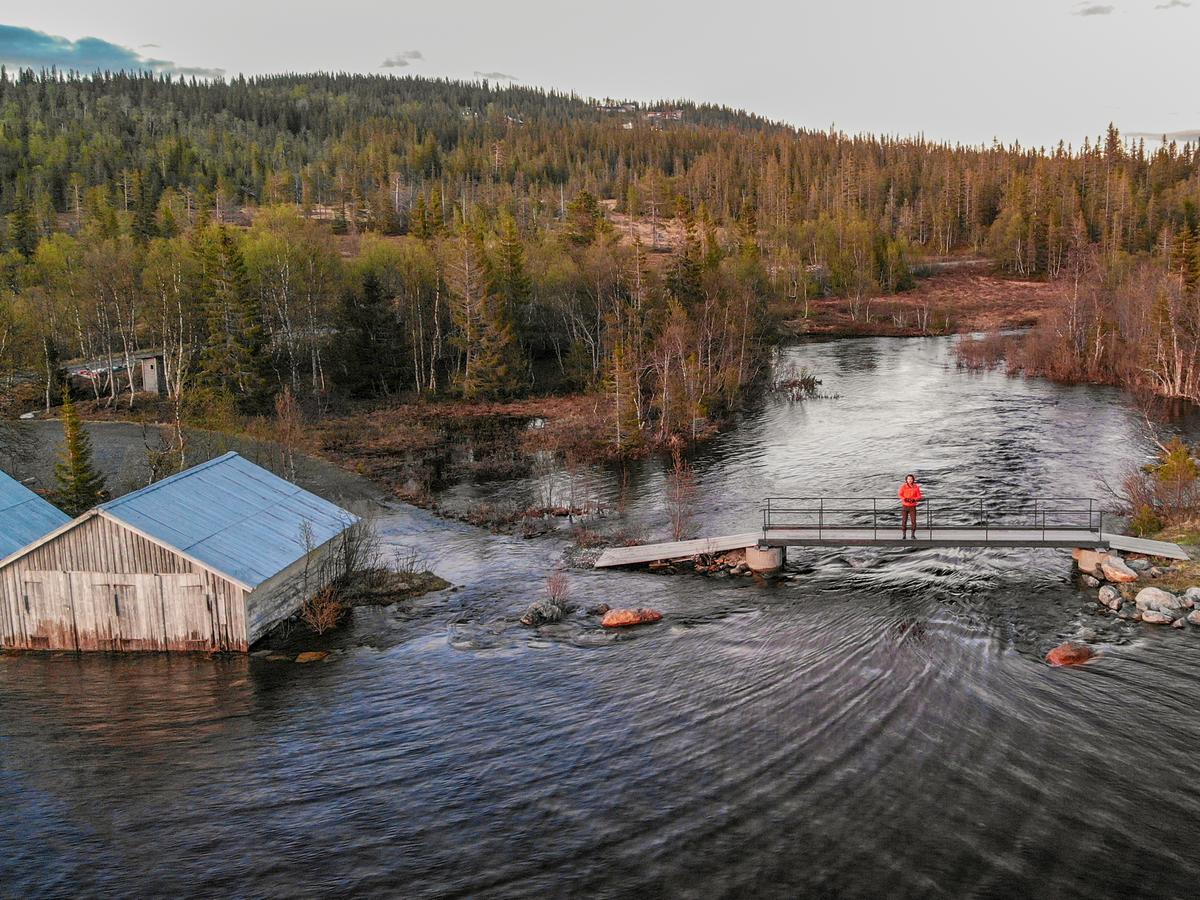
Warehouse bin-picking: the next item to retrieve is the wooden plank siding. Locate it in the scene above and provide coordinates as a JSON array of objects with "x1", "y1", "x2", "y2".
[
  {"x1": 0, "y1": 514, "x2": 248, "y2": 652},
  {"x1": 244, "y1": 540, "x2": 338, "y2": 645}
]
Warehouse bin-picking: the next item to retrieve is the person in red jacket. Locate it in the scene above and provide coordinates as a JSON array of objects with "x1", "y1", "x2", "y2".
[{"x1": 899, "y1": 474, "x2": 923, "y2": 538}]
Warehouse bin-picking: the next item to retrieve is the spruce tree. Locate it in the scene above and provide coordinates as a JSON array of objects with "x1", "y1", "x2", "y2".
[
  {"x1": 7, "y1": 191, "x2": 37, "y2": 258},
  {"x1": 54, "y1": 390, "x2": 106, "y2": 516},
  {"x1": 332, "y1": 271, "x2": 403, "y2": 397},
  {"x1": 194, "y1": 225, "x2": 267, "y2": 411}
]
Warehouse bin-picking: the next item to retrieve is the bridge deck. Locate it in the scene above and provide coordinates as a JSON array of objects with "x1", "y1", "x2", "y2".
[{"x1": 593, "y1": 528, "x2": 1189, "y2": 568}]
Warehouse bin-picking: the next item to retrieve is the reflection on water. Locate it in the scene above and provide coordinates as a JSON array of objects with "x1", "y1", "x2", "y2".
[{"x1": 3, "y1": 336, "x2": 1200, "y2": 897}]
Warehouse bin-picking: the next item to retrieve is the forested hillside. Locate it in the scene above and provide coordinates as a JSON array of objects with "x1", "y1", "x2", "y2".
[{"x1": 1, "y1": 69, "x2": 1199, "y2": 459}]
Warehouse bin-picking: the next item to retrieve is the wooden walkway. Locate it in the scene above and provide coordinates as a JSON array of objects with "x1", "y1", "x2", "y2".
[{"x1": 594, "y1": 527, "x2": 1189, "y2": 568}]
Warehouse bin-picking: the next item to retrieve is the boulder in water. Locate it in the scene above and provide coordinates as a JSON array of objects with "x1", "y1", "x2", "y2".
[
  {"x1": 1183, "y1": 587, "x2": 1200, "y2": 607},
  {"x1": 1081, "y1": 574, "x2": 1101, "y2": 589},
  {"x1": 521, "y1": 598, "x2": 568, "y2": 627},
  {"x1": 1046, "y1": 642, "x2": 1096, "y2": 667},
  {"x1": 586, "y1": 603, "x2": 611, "y2": 617},
  {"x1": 1074, "y1": 549, "x2": 1107, "y2": 577},
  {"x1": 1135, "y1": 587, "x2": 1184, "y2": 613},
  {"x1": 1187, "y1": 610, "x2": 1200, "y2": 626},
  {"x1": 1098, "y1": 585, "x2": 1122, "y2": 610},
  {"x1": 601, "y1": 608, "x2": 663, "y2": 628},
  {"x1": 1140, "y1": 610, "x2": 1174, "y2": 625},
  {"x1": 1100, "y1": 556, "x2": 1139, "y2": 584}
]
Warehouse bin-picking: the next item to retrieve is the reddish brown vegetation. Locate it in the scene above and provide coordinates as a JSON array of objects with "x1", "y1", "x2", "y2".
[{"x1": 780, "y1": 270, "x2": 1066, "y2": 337}]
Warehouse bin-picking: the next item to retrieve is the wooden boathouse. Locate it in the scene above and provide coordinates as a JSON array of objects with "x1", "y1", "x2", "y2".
[{"x1": 0, "y1": 452, "x2": 358, "y2": 653}]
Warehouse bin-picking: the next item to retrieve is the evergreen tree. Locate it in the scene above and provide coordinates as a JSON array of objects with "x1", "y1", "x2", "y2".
[
  {"x1": 194, "y1": 225, "x2": 267, "y2": 410},
  {"x1": 332, "y1": 271, "x2": 403, "y2": 397},
  {"x1": 565, "y1": 190, "x2": 602, "y2": 245},
  {"x1": 489, "y1": 215, "x2": 533, "y2": 313},
  {"x1": 7, "y1": 191, "x2": 37, "y2": 258},
  {"x1": 54, "y1": 389, "x2": 106, "y2": 516},
  {"x1": 467, "y1": 292, "x2": 524, "y2": 399}
]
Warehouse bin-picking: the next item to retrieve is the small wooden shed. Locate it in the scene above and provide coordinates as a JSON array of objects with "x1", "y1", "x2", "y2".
[{"x1": 0, "y1": 452, "x2": 358, "y2": 653}]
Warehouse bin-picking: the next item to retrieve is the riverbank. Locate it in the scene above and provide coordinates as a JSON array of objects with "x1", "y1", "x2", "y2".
[{"x1": 776, "y1": 269, "x2": 1066, "y2": 338}]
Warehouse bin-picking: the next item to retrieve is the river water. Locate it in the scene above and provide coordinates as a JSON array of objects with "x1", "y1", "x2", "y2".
[{"x1": 3, "y1": 337, "x2": 1200, "y2": 898}]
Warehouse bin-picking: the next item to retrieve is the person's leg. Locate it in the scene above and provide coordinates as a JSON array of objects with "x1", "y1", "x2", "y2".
[{"x1": 903, "y1": 506, "x2": 916, "y2": 537}]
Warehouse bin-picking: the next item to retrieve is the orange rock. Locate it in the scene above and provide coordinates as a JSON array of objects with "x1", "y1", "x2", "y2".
[
  {"x1": 1100, "y1": 557, "x2": 1139, "y2": 584},
  {"x1": 601, "y1": 608, "x2": 663, "y2": 628},
  {"x1": 295, "y1": 651, "x2": 330, "y2": 663},
  {"x1": 1046, "y1": 642, "x2": 1096, "y2": 667}
]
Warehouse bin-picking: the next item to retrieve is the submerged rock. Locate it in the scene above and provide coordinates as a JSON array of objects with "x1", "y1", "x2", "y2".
[
  {"x1": 586, "y1": 603, "x2": 611, "y2": 617},
  {"x1": 601, "y1": 608, "x2": 663, "y2": 628},
  {"x1": 1046, "y1": 642, "x2": 1096, "y2": 667},
  {"x1": 1100, "y1": 556, "x2": 1139, "y2": 584},
  {"x1": 295, "y1": 651, "x2": 329, "y2": 663}
]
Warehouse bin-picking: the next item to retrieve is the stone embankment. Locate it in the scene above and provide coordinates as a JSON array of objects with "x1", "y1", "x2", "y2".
[{"x1": 1074, "y1": 548, "x2": 1200, "y2": 628}]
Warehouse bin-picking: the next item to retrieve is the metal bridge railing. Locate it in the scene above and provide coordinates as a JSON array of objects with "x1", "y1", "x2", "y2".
[{"x1": 762, "y1": 497, "x2": 1103, "y2": 542}]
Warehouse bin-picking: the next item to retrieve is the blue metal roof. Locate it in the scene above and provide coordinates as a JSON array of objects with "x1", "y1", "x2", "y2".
[
  {"x1": 0, "y1": 470, "x2": 71, "y2": 559},
  {"x1": 100, "y1": 452, "x2": 358, "y2": 588}
]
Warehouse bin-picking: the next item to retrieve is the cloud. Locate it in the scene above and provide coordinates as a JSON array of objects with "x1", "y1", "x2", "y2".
[
  {"x1": 0, "y1": 24, "x2": 223, "y2": 77},
  {"x1": 1074, "y1": 2, "x2": 1115, "y2": 14},
  {"x1": 1154, "y1": 0, "x2": 1190, "y2": 8},
  {"x1": 474, "y1": 70, "x2": 520, "y2": 82},
  {"x1": 1128, "y1": 129, "x2": 1200, "y2": 141},
  {"x1": 380, "y1": 49, "x2": 422, "y2": 68},
  {"x1": 139, "y1": 42, "x2": 160, "y2": 48}
]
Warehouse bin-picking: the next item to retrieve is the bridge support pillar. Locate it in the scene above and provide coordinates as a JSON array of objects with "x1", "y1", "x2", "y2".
[{"x1": 746, "y1": 545, "x2": 784, "y2": 573}]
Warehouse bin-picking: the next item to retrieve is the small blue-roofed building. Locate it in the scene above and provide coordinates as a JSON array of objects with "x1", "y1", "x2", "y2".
[
  {"x1": 0, "y1": 470, "x2": 70, "y2": 559},
  {"x1": 0, "y1": 452, "x2": 358, "y2": 652}
]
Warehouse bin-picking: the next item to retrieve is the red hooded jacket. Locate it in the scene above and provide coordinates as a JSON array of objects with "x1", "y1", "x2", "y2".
[{"x1": 899, "y1": 482, "x2": 923, "y2": 507}]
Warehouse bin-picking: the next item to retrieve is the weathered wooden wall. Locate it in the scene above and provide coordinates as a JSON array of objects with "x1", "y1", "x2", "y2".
[
  {"x1": 245, "y1": 538, "x2": 339, "y2": 645},
  {"x1": 0, "y1": 514, "x2": 247, "y2": 652}
]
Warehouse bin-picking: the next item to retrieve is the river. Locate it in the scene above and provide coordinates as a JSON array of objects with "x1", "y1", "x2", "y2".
[{"x1": 3, "y1": 336, "x2": 1199, "y2": 897}]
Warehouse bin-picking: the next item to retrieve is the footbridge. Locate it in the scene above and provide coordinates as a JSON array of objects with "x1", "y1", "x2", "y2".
[{"x1": 594, "y1": 497, "x2": 1189, "y2": 569}]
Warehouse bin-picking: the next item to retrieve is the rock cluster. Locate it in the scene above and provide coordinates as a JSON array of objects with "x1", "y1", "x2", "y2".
[
  {"x1": 648, "y1": 549, "x2": 770, "y2": 578},
  {"x1": 1074, "y1": 548, "x2": 1199, "y2": 628}
]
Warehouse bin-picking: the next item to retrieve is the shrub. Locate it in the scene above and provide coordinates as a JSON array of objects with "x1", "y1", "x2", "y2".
[
  {"x1": 299, "y1": 585, "x2": 346, "y2": 634},
  {"x1": 1129, "y1": 504, "x2": 1163, "y2": 537}
]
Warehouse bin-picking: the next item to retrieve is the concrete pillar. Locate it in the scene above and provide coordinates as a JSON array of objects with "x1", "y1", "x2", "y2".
[{"x1": 746, "y1": 545, "x2": 784, "y2": 573}]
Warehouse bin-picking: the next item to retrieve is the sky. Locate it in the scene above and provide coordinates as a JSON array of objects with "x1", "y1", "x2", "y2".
[{"x1": 0, "y1": 0, "x2": 1197, "y2": 149}]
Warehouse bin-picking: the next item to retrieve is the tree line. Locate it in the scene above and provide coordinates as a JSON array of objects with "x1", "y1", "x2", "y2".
[{"x1": 1, "y1": 69, "x2": 1199, "y2": 447}]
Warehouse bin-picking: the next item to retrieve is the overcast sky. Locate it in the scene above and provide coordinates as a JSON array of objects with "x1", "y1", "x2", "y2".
[{"x1": 1, "y1": 0, "x2": 1196, "y2": 148}]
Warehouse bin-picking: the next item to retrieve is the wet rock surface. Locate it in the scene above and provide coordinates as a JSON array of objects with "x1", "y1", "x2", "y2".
[
  {"x1": 1046, "y1": 642, "x2": 1096, "y2": 667},
  {"x1": 601, "y1": 608, "x2": 664, "y2": 628}
]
